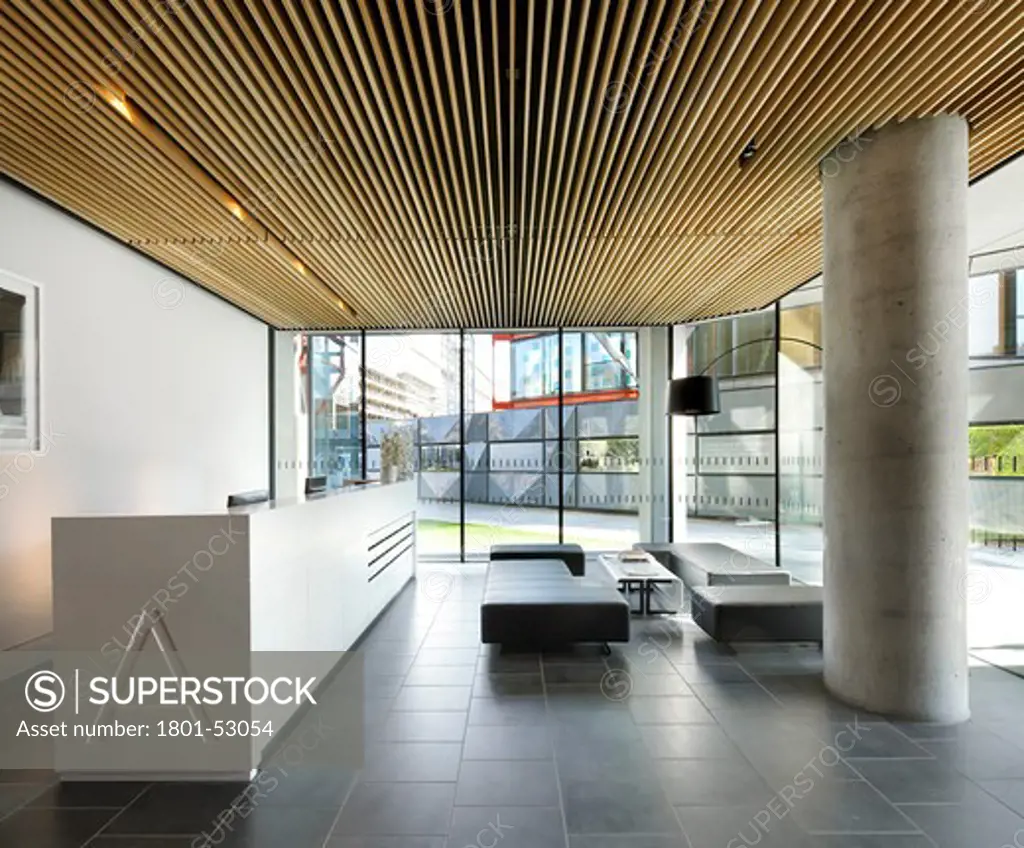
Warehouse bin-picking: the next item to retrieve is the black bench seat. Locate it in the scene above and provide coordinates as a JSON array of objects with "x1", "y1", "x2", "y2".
[{"x1": 481, "y1": 558, "x2": 630, "y2": 649}]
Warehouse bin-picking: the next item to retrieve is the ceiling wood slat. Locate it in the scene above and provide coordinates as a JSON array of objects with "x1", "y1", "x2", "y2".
[{"x1": 1, "y1": 0, "x2": 1021, "y2": 329}]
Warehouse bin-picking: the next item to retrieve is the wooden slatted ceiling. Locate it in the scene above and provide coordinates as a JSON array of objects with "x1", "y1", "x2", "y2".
[{"x1": 0, "y1": 1, "x2": 1022, "y2": 330}]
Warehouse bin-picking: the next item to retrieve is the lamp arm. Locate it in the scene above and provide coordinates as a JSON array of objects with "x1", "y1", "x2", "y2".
[{"x1": 696, "y1": 335, "x2": 823, "y2": 376}]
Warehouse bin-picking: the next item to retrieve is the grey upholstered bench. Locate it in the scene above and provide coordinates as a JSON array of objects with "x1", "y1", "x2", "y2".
[
  {"x1": 690, "y1": 584, "x2": 823, "y2": 643},
  {"x1": 490, "y1": 542, "x2": 586, "y2": 576},
  {"x1": 636, "y1": 542, "x2": 791, "y2": 587},
  {"x1": 481, "y1": 558, "x2": 630, "y2": 650}
]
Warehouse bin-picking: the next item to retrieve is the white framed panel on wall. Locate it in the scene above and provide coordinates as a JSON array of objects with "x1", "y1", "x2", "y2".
[{"x1": 0, "y1": 268, "x2": 40, "y2": 453}]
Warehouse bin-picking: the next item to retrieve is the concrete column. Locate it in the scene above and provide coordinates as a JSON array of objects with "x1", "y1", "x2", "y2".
[{"x1": 822, "y1": 115, "x2": 970, "y2": 722}]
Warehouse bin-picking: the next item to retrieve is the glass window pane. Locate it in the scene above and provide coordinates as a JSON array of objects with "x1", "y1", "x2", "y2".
[
  {"x1": 564, "y1": 330, "x2": 641, "y2": 552},
  {"x1": 584, "y1": 331, "x2": 637, "y2": 391},
  {"x1": 562, "y1": 332, "x2": 583, "y2": 394},
  {"x1": 365, "y1": 333, "x2": 462, "y2": 558},
  {"x1": 969, "y1": 274, "x2": 1001, "y2": 356},
  {"x1": 464, "y1": 332, "x2": 558, "y2": 556},
  {"x1": 0, "y1": 286, "x2": 27, "y2": 442},
  {"x1": 309, "y1": 334, "x2": 363, "y2": 487},
  {"x1": 778, "y1": 280, "x2": 823, "y2": 583},
  {"x1": 681, "y1": 310, "x2": 778, "y2": 564}
]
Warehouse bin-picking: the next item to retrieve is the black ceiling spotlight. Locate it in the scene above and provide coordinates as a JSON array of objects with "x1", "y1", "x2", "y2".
[
  {"x1": 739, "y1": 138, "x2": 758, "y2": 167},
  {"x1": 669, "y1": 336, "x2": 824, "y2": 417}
]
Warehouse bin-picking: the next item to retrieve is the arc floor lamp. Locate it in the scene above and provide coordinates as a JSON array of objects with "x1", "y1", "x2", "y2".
[{"x1": 669, "y1": 336, "x2": 824, "y2": 416}]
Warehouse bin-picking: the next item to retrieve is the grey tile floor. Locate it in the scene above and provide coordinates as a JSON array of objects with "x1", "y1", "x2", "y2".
[{"x1": 2, "y1": 570, "x2": 1024, "y2": 846}]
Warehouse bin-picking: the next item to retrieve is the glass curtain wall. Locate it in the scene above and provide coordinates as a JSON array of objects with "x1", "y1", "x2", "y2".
[
  {"x1": 300, "y1": 328, "x2": 644, "y2": 560},
  {"x1": 563, "y1": 330, "x2": 642, "y2": 550},
  {"x1": 778, "y1": 279, "x2": 824, "y2": 584},
  {"x1": 463, "y1": 332, "x2": 558, "y2": 556},
  {"x1": 309, "y1": 334, "x2": 363, "y2": 486},
  {"x1": 685, "y1": 308, "x2": 778, "y2": 564},
  {"x1": 364, "y1": 333, "x2": 462, "y2": 559},
  {"x1": 679, "y1": 265, "x2": 1024, "y2": 590}
]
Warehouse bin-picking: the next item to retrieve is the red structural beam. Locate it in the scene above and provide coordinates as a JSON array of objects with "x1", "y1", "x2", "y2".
[{"x1": 492, "y1": 388, "x2": 639, "y2": 409}]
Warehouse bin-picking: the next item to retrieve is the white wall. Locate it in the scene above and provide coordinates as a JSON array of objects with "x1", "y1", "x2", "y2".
[{"x1": 0, "y1": 181, "x2": 269, "y2": 650}]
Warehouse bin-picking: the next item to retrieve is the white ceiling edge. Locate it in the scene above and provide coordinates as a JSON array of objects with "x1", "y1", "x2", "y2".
[{"x1": 969, "y1": 153, "x2": 1024, "y2": 255}]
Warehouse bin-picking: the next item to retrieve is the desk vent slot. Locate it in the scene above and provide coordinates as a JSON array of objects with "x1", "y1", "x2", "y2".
[{"x1": 368, "y1": 512, "x2": 415, "y2": 583}]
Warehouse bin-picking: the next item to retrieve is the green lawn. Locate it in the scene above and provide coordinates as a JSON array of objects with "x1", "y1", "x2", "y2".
[{"x1": 416, "y1": 519, "x2": 630, "y2": 553}]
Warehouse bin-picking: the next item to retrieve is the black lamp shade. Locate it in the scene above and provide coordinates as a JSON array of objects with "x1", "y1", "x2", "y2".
[{"x1": 669, "y1": 376, "x2": 720, "y2": 416}]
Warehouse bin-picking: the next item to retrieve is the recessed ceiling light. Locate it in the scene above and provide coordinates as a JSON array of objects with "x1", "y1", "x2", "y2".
[
  {"x1": 107, "y1": 95, "x2": 132, "y2": 122},
  {"x1": 293, "y1": 259, "x2": 306, "y2": 275},
  {"x1": 226, "y1": 200, "x2": 245, "y2": 220}
]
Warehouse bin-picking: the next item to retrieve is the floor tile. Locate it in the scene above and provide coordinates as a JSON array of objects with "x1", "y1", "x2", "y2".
[
  {"x1": 364, "y1": 654, "x2": 417, "y2": 677},
  {"x1": 391, "y1": 686, "x2": 472, "y2": 712},
  {"x1": 744, "y1": 745, "x2": 864, "y2": 791},
  {"x1": 447, "y1": 806, "x2": 565, "y2": 848},
  {"x1": 562, "y1": 776, "x2": 682, "y2": 834},
  {"x1": 639, "y1": 724, "x2": 741, "y2": 760},
  {"x1": 360, "y1": 743, "x2": 464, "y2": 782},
  {"x1": 688, "y1": 681, "x2": 779, "y2": 709},
  {"x1": 454, "y1": 760, "x2": 560, "y2": 806},
  {"x1": 420, "y1": 633, "x2": 481, "y2": 650},
  {"x1": 416, "y1": 648, "x2": 480, "y2": 667},
  {"x1": 786, "y1": 779, "x2": 920, "y2": 834},
  {"x1": 849, "y1": 757, "x2": 977, "y2": 804},
  {"x1": 379, "y1": 711, "x2": 467, "y2": 743},
  {"x1": 555, "y1": 737, "x2": 659, "y2": 782},
  {"x1": 473, "y1": 673, "x2": 545, "y2": 697},
  {"x1": 675, "y1": 663, "x2": 754, "y2": 684},
  {"x1": 0, "y1": 782, "x2": 50, "y2": 817},
  {"x1": 922, "y1": 731, "x2": 1024, "y2": 780},
  {"x1": 676, "y1": 803, "x2": 816, "y2": 848},
  {"x1": 889, "y1": 721, "x2": 978, "y2": 741},
  {"x1": 544, "y1": 663, "x2": 610, "y2": 685},
  {"x1": 468, "y1": 696, "x2": 548, "y2": 726},
  {"x1": 215, "y1": 805, "x2": 338, "y2": 846},
  {"x1": 89, "y1": 839, "x2": 198, "y2": 847},
  {"x1": 567, "y1": 838, "x2": 689, "y2": 848},
  {"x1": 607, "y1": 652, "x2": 681, "y2": 676},
  {"x1": 654, "y1": 757, "x2": 774, "y2": 806},
  {"x1": 364, "y1": 675, "x2": 406, "y2": 700},
  {"x1": 404, "y1": 666, "x2": 477, "y2": 687},
  {"x1": 332, "y1": 782, "x2": 455, "y2": 836},
  {"x1": 898, "y1": 785, "x2": 1024, "y2": 848},
  {"x1": 620, "y1": 673, "x2": 692, "y2": 696},
  {"x1": 626, "y1": 696, "x2": 715, "y2": 725},
  {"x1": 325, "y1": 838, "x2": 446, "y2": 848},
  {"x1": 463, "y1": 725, "x2": 553, "y2": 760},
  {"x1": 979, "y1": 777, "x2": 1024, "y2": 815},
  {"x1": 805, "y1": 838, "x2": 936, "y2": 847},
  {"x1": 825, "y1": 722, "x2": 934, "y2": 759},
  {"x1": 0, "y1": 807, "x2": 120, "y2": 845},
  {"x1": 249, "y1": 767, "x2": 358, "y2": 808}
]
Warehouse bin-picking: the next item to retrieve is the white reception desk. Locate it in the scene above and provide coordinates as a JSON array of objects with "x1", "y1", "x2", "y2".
[{"x1": 49, "y1": 480, "x2": 416, "y2": 779}]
